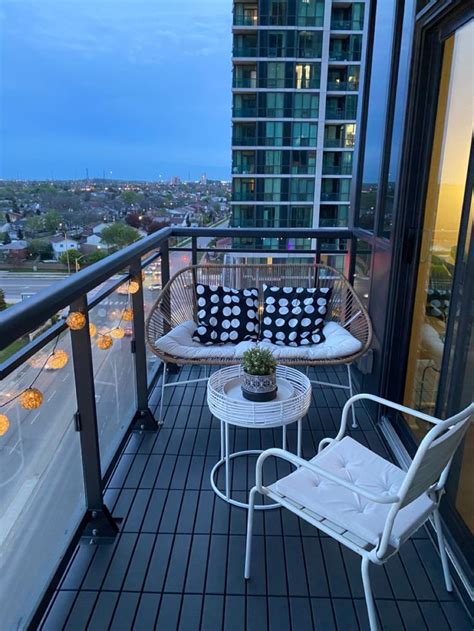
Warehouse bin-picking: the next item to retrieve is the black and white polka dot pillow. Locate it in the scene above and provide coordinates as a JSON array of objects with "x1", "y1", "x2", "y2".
[
  {"x1": 260, "y1": 284, "x2": 332, "y2": 346},
  {"x1": 192, "y1": 284, "x2": 259, "y2": 344}
]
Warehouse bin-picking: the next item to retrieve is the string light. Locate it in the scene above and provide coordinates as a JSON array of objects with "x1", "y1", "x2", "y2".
[
  {"x1": 66, "y1": 311, "x2": 86, "y2": 330},
  {"x1": 97, "y1": 335, "x2": 113, "y2": 350},
  {"x1": 89, "y1": 323, "x2": 97, "y2": 337},
  {"x1": 110, "y1": 327, "x2": 125, "y2": 339},
  {"x1": 46, "y1": 350, "x2": 69, "y2": 370},
  {"x1": 0, "y1": 414, "x2": 10, "y2": 436},
  {"x1": 122, "y1": 308, "x2": 133, "y2": 322},
  {"x1": 128, "y1": 280, "x2": 140, "y2": 294},
  {"x1": 19, "y1": 388, "x2": 43, "y2": 410}
]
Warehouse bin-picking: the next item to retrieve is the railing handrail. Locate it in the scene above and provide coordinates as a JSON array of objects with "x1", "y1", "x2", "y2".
[{"x1": 0, "y1": 226, "x2": 351, "y2": 350}]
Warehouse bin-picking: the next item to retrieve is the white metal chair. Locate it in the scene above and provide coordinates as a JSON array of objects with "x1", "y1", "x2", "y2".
[{"x1": 244, "y1": 394, "x2": 473, "y2": 631}]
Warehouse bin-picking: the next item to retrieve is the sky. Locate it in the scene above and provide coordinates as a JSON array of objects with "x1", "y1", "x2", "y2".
[{"x1": 0, "y1": 0, "x2": 232, "y2": 181}]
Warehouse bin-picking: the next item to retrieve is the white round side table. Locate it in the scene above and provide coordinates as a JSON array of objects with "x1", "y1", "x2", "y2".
[{"x1": 207, "y1": 364, "x2": 311, "y2": 510}]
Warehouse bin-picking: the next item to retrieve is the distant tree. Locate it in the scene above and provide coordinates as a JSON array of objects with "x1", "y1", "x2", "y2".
[
  {"x1": 26, "y1": 215, "x2": 43, "y2": 234},
  {"x1": 27, "y1": 238, "x2": 53, "y2": 260},
  {"x1": 17, "y1": 228, "x2": 24, "y2": 240},
  {"x1": 44, "y1": 211, "x2": 61, "y2": 233},
  {"x1": 140, "y1": 214, "x2": 153, "y2": 230},
  {"x1": 147, "y1": 220, "x2": 170, "y2": 235},
  {"x1": 100, "y1": 223, "x2": 139, "y2": 250},
  {"x1": 125, "y1": 212, "x2": 141, "y2": 229},
  {"x1": 0, "y1": 289, "x2": 7, "y2": 311},
  {"x1": 5, "y1": 212, "x2": 11, "y2": 223},
  {"x1": 122, "y1": 190, "x2": 141, "y2": 206},
  {"x1": 59, "y1": 249, "x2": 82, "y2": 266},
  {"x1": 2, "y1": 232, "x2": 11, "y2": 245},
  {"x1": 86, "y1": 250, "x2": 108, "y2": 264}
]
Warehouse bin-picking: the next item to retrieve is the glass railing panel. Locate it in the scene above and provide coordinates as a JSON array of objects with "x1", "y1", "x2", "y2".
[
  {"x1": 89, "y1": 285, "x2": 136, "y2": 473},
  {"x1": 0, "y1": 333, "x2": 85, "y2": 630},
  {"x1": 142, "y1": 256, "x2": 162, "y2": 380}
]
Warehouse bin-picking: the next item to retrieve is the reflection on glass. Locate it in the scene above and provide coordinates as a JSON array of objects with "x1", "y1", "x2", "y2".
[
  {"x1": 0, "y1": 333, "x2": 85, "y2": 629},
  {"x1": 404, "y1": 24, "x2": 472, "y2": 420},
  {"x1": 353, "y1": 239, "x2": 372, "y2": 308},
  {"x1": 357, "y1": 2, "x2": 396, "y2": 231},
  {"x1": 90, "y1": 287, "x2": 136, "y2": 472}
]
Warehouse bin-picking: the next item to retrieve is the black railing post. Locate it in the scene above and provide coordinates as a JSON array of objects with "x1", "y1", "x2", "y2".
[
  {"x1": 191, "y1": 236, "x2": 198, "y2": 266},
  {"x1": 130, "y1": 259, "x2": 158, "y2": 432},
  {"x1": 69, "y1": 296, "x2": 119, "y2": 543}
]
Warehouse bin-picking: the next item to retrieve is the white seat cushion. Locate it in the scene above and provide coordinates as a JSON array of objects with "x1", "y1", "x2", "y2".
[
  {"x1": 155, "y1": 320, "x2": 362, "y2": 362},
  {"x1": 272, "y1": 437, "x2": 434, "y2": 547},
  {"x1": 155, "y1": 320, "x2": 254, "y2": 360}
]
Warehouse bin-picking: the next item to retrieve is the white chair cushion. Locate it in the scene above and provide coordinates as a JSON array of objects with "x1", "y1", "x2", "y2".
[
  {"x1": 258, "y1": 321, "x2": 362, "y2": 360},
  {"x1": 155, "y1": 320, "x2": 254, "y2": 360},
  {"x1": 272, "y1": 437, "x2": 435, "y2": 547},
  {"x1": 155, "y1": 320, "x2": 362, "y2": 362}
]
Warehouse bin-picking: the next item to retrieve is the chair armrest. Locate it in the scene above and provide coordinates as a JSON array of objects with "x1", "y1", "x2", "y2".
[
  {"x1": 255, "y1": 448, "x2": 400, "y2": 505},
  {"x1": 334, "y1": 393, "x2": 444, "y2": 442}
]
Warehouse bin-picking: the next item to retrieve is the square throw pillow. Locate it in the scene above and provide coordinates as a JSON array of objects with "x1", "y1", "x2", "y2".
[
  {"x1": 261, "y1": 284, "x2": 332, "y2": 346},
  {"x1": 192, "y1": 284, "x2": 259, "y2": 344}
]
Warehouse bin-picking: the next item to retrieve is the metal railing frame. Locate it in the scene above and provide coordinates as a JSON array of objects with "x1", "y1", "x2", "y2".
[{"x1": 0, "y1": 226, "x2": 352, "y2": 544}]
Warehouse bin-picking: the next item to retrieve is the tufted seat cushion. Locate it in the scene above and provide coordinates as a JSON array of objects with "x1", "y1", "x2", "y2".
[
  {"x1": 271, "y1": 437, "x2": 435, "y2": 547},
  {"x1": 155, "y1": 320, "x2": 362, "y2": 361}
]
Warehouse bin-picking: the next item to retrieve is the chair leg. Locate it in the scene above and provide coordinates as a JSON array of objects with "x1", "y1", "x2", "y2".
[
  {"x1": 361, "y1": 556, "x2": 378, "y2": 631},
  {"x1": 244, "y1": 487, "x2": 258, "y2": 579},
  {"x1": 347, "y1": 364, "x2": 357, "y2": 429},
  {"x1": 158, "y1": 362, "x2": 167, "y2": 426},
  {"x1": 433, "y1": 508, "x2": 453, "y2": 592}
]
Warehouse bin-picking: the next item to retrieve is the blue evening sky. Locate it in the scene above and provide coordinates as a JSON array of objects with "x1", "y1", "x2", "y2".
[{"x1": 1, "y1": 0, "x2": 232, "y2": 181}]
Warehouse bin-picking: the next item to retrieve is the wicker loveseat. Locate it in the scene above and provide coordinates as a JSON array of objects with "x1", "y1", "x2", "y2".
[{"x1": 146, "y1": 263, "x2": 372, "y2": 423}]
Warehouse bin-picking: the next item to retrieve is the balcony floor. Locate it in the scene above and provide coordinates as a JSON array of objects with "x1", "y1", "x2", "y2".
[{"x1": 40, "y1": 366, "x2": 471, "y2": 630}]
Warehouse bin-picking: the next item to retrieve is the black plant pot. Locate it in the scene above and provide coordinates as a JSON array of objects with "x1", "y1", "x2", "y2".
[{"x1": 241, "y1": 371, "x2": 277, "y2": 402}]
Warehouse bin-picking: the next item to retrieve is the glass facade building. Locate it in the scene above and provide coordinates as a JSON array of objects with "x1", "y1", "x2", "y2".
[{"x1": 231, "y1": 0, "x2": 368, "y2": 237}]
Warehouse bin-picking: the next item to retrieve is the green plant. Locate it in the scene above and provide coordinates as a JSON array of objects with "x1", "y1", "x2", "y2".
[{"x1": 241, "y1": 347, "x2": 276, "y2": 376}]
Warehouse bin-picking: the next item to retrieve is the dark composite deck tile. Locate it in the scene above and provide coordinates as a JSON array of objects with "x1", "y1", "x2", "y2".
[
  {"x1": 63, "y1": 591, "x2": 97, "y2": 630},
  {"x1": 268, "y1": 596, "x2": 292, "y2": 630},
  {"x1": 143, "y1": 533, "x2": 174, "y2": 592},
  {"x1": 439, "y1": 600, "x2": 473, "y2": 631},
  {"x1": 397, "y1": 600, "x2": 429, "y2": 630},
  {"x1": 201, "y1": 594, "x2": 225, "y2": 631},
  {"x1": 155, "y1": 593, "x2": 182, "y2": 631},
  {"x1": 87, "y1": 591, "x2": 119, "y2": 630},
  {"x1": 109, "y1": 591, "x2": 141, "y2": 630},
  {"x1": 122, "y1": 533, "x2": 155, "y2": 591},
  {"x1": 164, "y1": 534, "x2": 192, "y2": 593},
  {"x1": 102, "y1": 532, "x2": 138, "y2": 591},
  {"x1": 179, "y1": 594, "x2": 203, "y2": 630},
  {"x1": 310, "y1": 598, "x2": 337, "y2": 631},
  {"x1": 40, "y1": 591, "x2": 78, "y2": 631},
  {"x1": 123, "y1": 488, "x2": 153, "y2": 532},
  {"x1": 38, "y1": 366, "x2": 472, "y2": 631},
  {"x1": 224, "y1": 595, "x2": 246, "y2": 631},
  {"x1": 185, "y1": 534, "x2": 210, "y2": 593},
  {"x1": 133, "y1": 592, "x2": 161, "y2": 630}
]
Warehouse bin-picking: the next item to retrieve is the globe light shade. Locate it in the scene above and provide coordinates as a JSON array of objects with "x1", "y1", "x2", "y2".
[
  {"x1": 97, "y1": 335, "x2": 113, "y2": 350},
  {"x1": 89, "y1": 323, "x2": 97, "y2": 337},
  {"x1": 128, "y1": 280, "x2": 140, "y2": 294},
  {"x1": 122, "y1": 308, "x2": 133, "y2": 322},
  {"x1": 20, "y1": 388, "x2": 43, "y2": 410},
  {"x1": 46, "y1": 350, "x2": 69, "y2": 370},
  {"x1": 110, "y1": 327, "x2": 125, "y2": 339},
  {"x1": 116, "y1": 283, "x2": 129, "y2": 295},
  {"x1": 0, "y1": 414, "x2": 10, "y2": 436},
  {"x1": 66, "y1": 311, "x2": 86, "y2": 330}
]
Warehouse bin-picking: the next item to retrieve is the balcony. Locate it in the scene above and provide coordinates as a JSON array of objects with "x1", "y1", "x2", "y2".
[
  {"x1": 0, "y1": 227, "x2": 471, "y2": 631},
  {"x1": 233, "y1": 46, "x2": 258, "y2": 57},
  {"x1": 232, "y1": 107, "x2": 258, "y2": 118},
  {"x1": 322, "y1": 163, "x2": 353, "y2": 175},
  {"x1": 331, "y1": 18, "x2": 364, "y2": 30},
  {"x1": 327, "y1": 79, "x2": 359, "y2": 91},
  {"x1": 329, "y1": 49, "x2": 361, "y2": 62},
  {"x1": 326, "y1": 107, "x2": 357, "y2": 120}
]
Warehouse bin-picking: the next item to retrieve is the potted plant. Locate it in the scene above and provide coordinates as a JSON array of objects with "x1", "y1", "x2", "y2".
[{"x1": 241, "y1": 346, "x2": 277, "y2": 402}]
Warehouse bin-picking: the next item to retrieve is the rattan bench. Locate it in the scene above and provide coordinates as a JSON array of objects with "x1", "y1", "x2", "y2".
[{"x1": 146, "y1": 263, "x2": 372, "y2": 424}]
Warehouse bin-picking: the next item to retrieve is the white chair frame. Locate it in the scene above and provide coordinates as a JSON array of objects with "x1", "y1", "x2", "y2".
[{"x1": 244, "y1": 393, "x2": 473, "y2": 631}]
